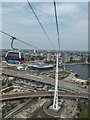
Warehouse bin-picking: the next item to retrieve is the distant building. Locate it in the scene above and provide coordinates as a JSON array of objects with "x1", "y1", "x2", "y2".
[
  {"x1": 64, "y1": 54, "x2": 70, "y2": 63},
  {"x1": 88, "y1": 53, "x2": 90, "y2": 63},
  {"x1": 80, "y1": 54, "x2": 84, "y2": 62},
  {"x1": 46, "y1": 52, "x2": 51, "y2": 61},
  {"x1": 70, "y1": 56, "x2": 82, "y2": 62},
  {"x1": 28, "y1": 63, "x2": 54, "y2": 70}
]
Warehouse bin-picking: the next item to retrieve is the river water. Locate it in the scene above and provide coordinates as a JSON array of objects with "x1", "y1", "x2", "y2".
[
  {"x1": 40, "y1": 64, "x2": 90, "y2": 80},
  {"x1": 62, "y1": 64, "x2": 90, "y2": 80}
]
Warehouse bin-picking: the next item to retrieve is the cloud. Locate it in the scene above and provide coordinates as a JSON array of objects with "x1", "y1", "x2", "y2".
[
  {"x1": 36, "y1": 3, "x2": 80, "y2": 16},
  {"x1": 1, "y1": 2, "x2": 88, "y2": 51},
  {"x1": 0, "y1": 3, "x2": 2, "y2": 49},
  {"x1": 1, "y1": 0, "x2": 90, "y2": 2}
]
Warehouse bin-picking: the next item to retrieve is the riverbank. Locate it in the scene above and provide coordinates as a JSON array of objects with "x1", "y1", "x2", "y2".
[
  {"x1": 72, "y1": 77, "x2": 88, "y2": 84},
  {"x1": 65, "y1": 62, "x2": 90, "y2": 65},
  {"x1": 61, "y1": 64, "x2": 89, "y2": 80}
]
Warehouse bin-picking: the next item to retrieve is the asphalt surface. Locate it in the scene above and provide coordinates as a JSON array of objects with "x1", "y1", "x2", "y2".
[
  {"x1": 3, "y1": 99, "x2": 32, "y2": 119},
  {"x1": 2, "y1": 68, "x2": 88, "y2": 94}
]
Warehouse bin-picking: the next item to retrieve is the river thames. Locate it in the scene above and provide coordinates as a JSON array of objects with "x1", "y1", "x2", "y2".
[{"x1": 63, "y1": 64, "x2": 90, "y2": 80}]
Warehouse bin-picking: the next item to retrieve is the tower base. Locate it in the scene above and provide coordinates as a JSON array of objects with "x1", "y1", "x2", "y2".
[
  {"x1": 43, "y1": 99, "x2": 64, "y2": 118},
  {"x1": 49, "y1": 105, "x2": 61, "y2": 111}
]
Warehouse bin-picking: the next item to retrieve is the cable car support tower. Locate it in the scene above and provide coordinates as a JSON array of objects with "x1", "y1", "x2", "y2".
[
  {"x1": 53, "y1": 0, "x2": 60, "y2": 110},
  {"x1": 53, "y1": 53, "x2": 59, "y2": 110}
]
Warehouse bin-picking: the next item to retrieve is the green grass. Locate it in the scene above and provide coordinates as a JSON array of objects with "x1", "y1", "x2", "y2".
[
  {"x1": 78, "y1": 102, "x2": 89, "y2": 118},
  {"x1": 5, "y1": 66, "x2": 19, "y2": 71},
  {"x1": 50, "y1": 70, "x2": 70, "y2": 80}
]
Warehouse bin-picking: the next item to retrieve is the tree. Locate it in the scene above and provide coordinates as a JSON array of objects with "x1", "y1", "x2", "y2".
[
  {"x1": 8, "y1": 82, "x2": 12, "y2": 87},
  {"x1": 81, "y1": 82, "x2": 84, "y2": 85},
  {"x1": 6, "y1": 101, "x2": 10, "y2": 105},
  {"x1": 86, "y1": 81, "x2": 89, "y2": 85},
  {"x1": 2, "y1": 81, "x2": 6, "y2": 86},
  {"x1": 20, "y1": 99, "x2": 24, "y2": 104},
  {"x1": 31, "y1": 57, "x2": 34, "y2": 61}
]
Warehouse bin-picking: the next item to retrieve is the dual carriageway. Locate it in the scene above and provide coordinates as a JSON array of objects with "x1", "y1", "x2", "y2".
[
  {"x1": 1, "y1": 68, "x2": 89, "y2": 101},
  {"x1": 2, "y1": 68, "x2": 88, "y2": 94}
]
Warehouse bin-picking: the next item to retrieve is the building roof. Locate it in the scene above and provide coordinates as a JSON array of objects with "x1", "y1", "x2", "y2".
[
  {"x1": 28, "y1": 63, "x2": 54, "y2": 69},
  {"x1": 2, "y1": 87, "x2": 14, "y2": 93}
]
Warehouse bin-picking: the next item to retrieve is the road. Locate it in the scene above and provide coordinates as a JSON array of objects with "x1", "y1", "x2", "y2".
[
  {"x1": 3, "y1": 98, "x2": 33, "y2": 119},
  {"x1": 0, "y1": 91, "x2": 88, "y2": 101},
  {"x1": 2, "y1": 68, "x2": 88, "y2": 94}
]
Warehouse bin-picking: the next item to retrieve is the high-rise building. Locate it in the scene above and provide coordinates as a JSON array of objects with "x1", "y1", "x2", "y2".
[{"x1": 46, "y1": 52, "x2": 51, "y2": 61}]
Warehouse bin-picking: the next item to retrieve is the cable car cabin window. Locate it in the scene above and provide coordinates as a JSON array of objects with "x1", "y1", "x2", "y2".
[
  {"x1": 7, "y1": 52, "x2": 19, "y2": 60},
  {"x1": 21, "y1": 53, "x2": 24, "y2": 60},
  {"x1": 5, "y1": 52, "x2": 25, "y2": 64}
]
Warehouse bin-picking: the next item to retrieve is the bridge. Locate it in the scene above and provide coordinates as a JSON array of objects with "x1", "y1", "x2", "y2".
[{"x1": 1, "y1": 91, "x2": 88, "y2": 101}]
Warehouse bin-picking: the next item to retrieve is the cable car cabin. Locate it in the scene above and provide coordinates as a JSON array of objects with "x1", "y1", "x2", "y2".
[{"x1": 5, "y1": 51, "x2": 25, "y2": 65}]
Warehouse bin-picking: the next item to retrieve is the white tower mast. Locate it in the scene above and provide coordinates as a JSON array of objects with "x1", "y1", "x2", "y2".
[{"x1": 53, "y1": 53, "x2": 58, "y2": 110}]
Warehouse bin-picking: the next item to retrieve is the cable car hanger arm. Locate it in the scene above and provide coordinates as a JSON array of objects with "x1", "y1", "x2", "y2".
[
  {"x1": 10, "y1": 37, "x2": 17, "y2": 50},
  {"x1": 0, "y1": 30, "x2": 39, "y2": 50}
]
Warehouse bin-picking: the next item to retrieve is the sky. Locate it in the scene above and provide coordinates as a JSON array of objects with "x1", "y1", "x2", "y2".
[{"x1": 0, "y1": 1, "x2": 88, "y2": 51}]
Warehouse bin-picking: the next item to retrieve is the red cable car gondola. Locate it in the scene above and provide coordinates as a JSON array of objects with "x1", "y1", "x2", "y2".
[
  {"x1": 5, "y1": 37, "x2": 25, "y2": 65},
  {"x1": 5, "y1": 51, "x2": 24, "y2": 65}
]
